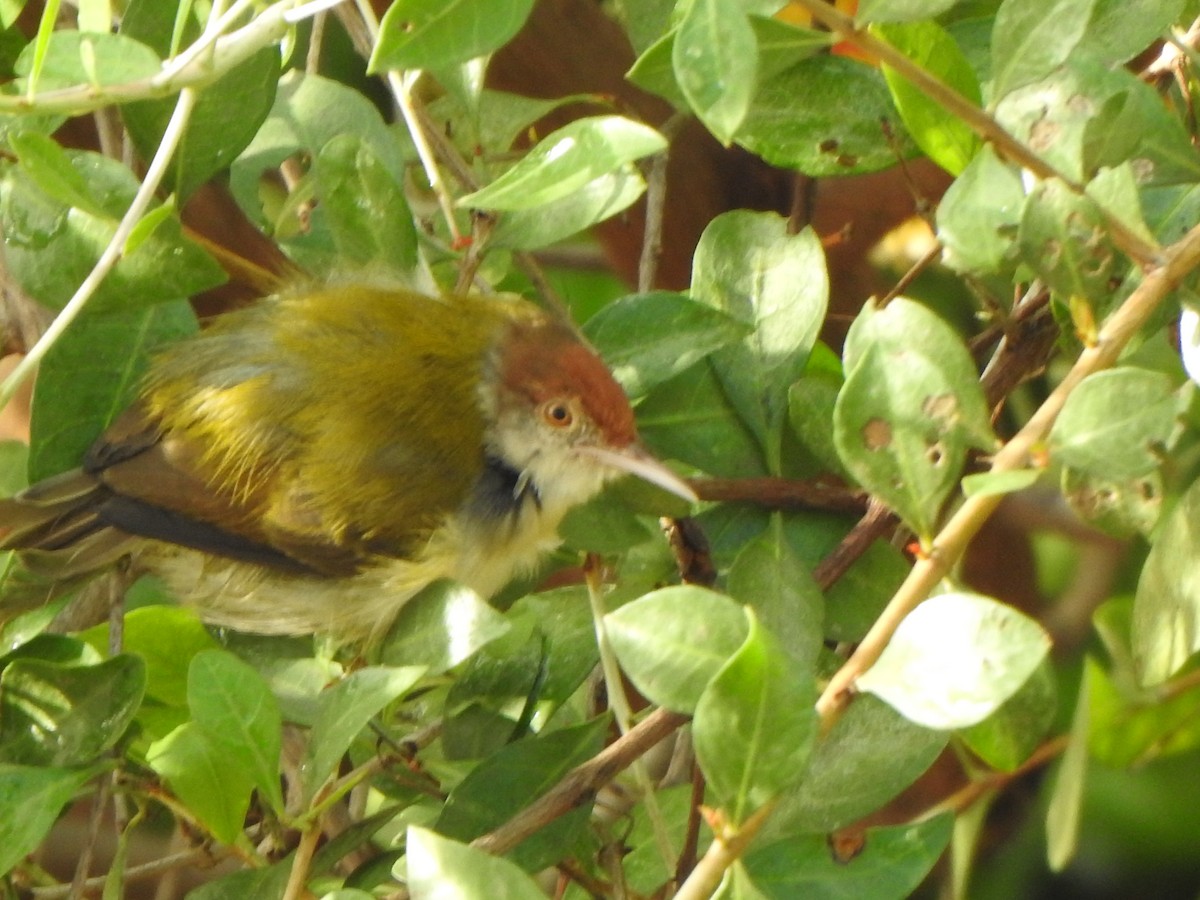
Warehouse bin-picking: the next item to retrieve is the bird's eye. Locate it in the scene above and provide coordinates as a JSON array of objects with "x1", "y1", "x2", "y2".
[{"x1": 542, "y1": 401, "x2": 573, "y2": 427}]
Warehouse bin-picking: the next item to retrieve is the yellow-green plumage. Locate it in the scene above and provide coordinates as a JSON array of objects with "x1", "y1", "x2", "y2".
[
  {"x1": 137, "y1": 285, "x2": 539, "y2": 566},
  {"x1": 0, "y1": 282, "x2": 692, "y2": 640}
]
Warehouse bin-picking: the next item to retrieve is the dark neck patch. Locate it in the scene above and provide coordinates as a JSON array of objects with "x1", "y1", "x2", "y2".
[{"x1": 466, "y1": 454, "x2": 541, "y2": 523}]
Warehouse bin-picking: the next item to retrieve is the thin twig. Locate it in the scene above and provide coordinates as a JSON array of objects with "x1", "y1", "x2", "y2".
[
  {"x1": 811, "y1": 499, "x2": 897, "y2": 592},
  {"x1": 877, "y1": 240, "x2": 945, "y2": 308},
  {"x1": 68, "y1": 779, "x2": 111, "y2": 899},
  {"x1": 691, "y1": 477, "x2": 867, "y2": 514},
  {"x1": 0, "y1": 82, "x2": 200, "y2": 410},
  {"x1": 815, "y1": 219, "x2": 1200, "y2": 729},
  {"x1": 282, "y1": 824, "x2": 322, "y2": 900},
  {"x1": 672, "y1": 800, "x2": 777, "y2": 900},
  {"x1": 31, "y1": 845, "x2": 228, "y2": 899},
  {"x1": 638, "y1": 113, "x2": 687, "y2": 293},
  {"x1": 0, "y1": 0, "x2": 343, "y2": 114},
  {"x1": 918, "y1": 734, "x2": 1070, "y2": 821},
  {"x1": 471, "y1": 707, "x2": 690, "y2": 857},
  {"x1": 584, "y1": 556, "x2": 677, "y2": 875}
]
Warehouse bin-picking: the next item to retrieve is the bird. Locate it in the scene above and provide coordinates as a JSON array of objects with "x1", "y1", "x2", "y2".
[{"x1": 0, "y1": 282, "x2": 696, "y2": 640}]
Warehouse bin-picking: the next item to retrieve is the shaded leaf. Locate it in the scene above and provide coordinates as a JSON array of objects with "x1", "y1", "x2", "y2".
[
  {"x1": 381, "y1": 580, "x2": 510, "y2": 674},
  {"x1": 1050, "y1": 368, "x2": 1178, "y2": 480},
  {"x1": 605, "y1": 586, "x2": 749, "y2": 712},
  {"x1": 745, "y1": 814, "x2": 954, "y2": 900},
  {"x1": 187, "y1": 649, "x2": 283, "y2": 813},
  {"x1": 693, "y1": 611, "x2": 817, "y2": 822},
  {"x1": 691, "y1": 212, "x2": 828, "y2": 473},
  {"x1": 0, "y1": 765, "x2": 91, "y2": 877}
]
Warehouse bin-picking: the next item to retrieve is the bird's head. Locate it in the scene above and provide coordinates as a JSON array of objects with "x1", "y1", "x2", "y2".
[{"x1": 479, "y1": 315, "x2": 696, "y2": 513}]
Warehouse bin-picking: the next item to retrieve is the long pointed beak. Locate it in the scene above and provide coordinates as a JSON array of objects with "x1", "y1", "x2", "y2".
[{"x1": 576, "y1": 444, "x2": 698, "y2": 503}]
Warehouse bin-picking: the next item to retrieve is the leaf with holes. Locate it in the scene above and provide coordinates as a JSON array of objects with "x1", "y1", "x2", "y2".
[
  {"x1": 1050, "y1": 368, "x2": 1179, "y2": 480},
  {"x1": 834, "y1": 298, "x2": 995, "y2": 540},
  {"x1": 1019, "y1": 179, "x2": 1119, "y2": 307}
]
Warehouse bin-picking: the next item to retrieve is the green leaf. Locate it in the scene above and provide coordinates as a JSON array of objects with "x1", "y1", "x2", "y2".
[
  {"x1": 302, "y1": 666, "x2": 426, "y2": 802},
  {"x1": 1050, "y1": 368, "x2": 1178, "y2": 480},
  {"x1": 825, "y1": 539, "x2": 911, "y2": 644},
  {"x1": 1061, "y1": 466, "x2": 1162, "y2": 538},
  {"x1": 0, "y1": 152, "x2": 225, "y2": 314},
  {"x1": 693, "y1": 611, "x2": 817, "y2": 823},
  {"x1": 995, "y1": 58, "x2": 1200, "y2": 186},
  {"x1": 627, "y1": 30, "x2": 688, "y2": 110},
  {"x1": 767, "y1": 695, "x2": 947, "y2": 834},
  {"x1": 79, "y1": 605, "x2": 219, "y2": 708},
  {"x1": 873, "y1": 20, "x2": 982, "y2": 176},
  {"x1": 559, "y1": 486, "x2": 656, "y2": 554},
  {"x1": 146, "y1": 722, "x2": 253, "y2": 844},
  {"x1": 936, "y1": 145, "x2": 1026, "y2": 276},
  {"x1": 1087, "y1": 653, "x2": 1200, "y2": 766},
  {"x1": 605, "y1": 586, "x2": 749, "y2": 712},
  {"x1": 314, "y1": 133, "x2": 419, "y2": 275},
  {"x1": 230, "y1": 71, "x2": 404, "y2": 229},
  {"x1": 673, "y1": 0, "x2": 756, "y2": 143},
  {"x1": 405, "y1": 826, "x2": 546, "y2": 900},
  {"x1": 1018, "y1": 178, "x2": 1119, "y2": 303},
  {"x1": 745, "y1": 814, "x2": 954, "y2": 900},
  {"x1": 833, "y1": 298, "x2": 995, "y2": 539},
  {"x1": 28, "y1": 301, "x2": 198, "y2": 480},
  {"x1": 990, "y1": 0, "x2": 1097, "y2": 99},
  {"x1": 185, "y1": 862, "x2": 293, "y2": 900},
  {"x1": 727, "y1": 513, "x2": 824, "y2": 673},
  {"x1": 788, "y1": 374, "x2": 845, "y2": 478},
  {"x1": 690, "y1": 212, "x2": 829, "y2": 474},
  {"x1": 636, "y1": 359, "x2": 770, "y2": 478},
  {"x1": 10, "y1": 30, "x2": 159, "y2": 92},
  {"x1": 1082, "y1": 0, "x2": 1185, "y2": 64},
  {"x1": 434, "y1": 717, "x2": 607, "y2": 870},
  {"x1": 751, "y1": 15, "x2": 831, "y2": 81},
  {"x1": 380, "y1": 580, "x2": 510, "y2": 674},
  {"x1": 1133, "y1": 475, "x2": 1200, "y2": 685},
  {"x1": 9, "y1": 130, "x2": 105, "y2": 215},
  {"x1": 584, "y1": 291, "x2": 748, "y2": 398},
  {"x1": 1086, "y1": 163, "x2": 1155, "y2": 245},
  {"x1": 737, "y1": 55, "x2": 913, "y2": 177},
  {"x1": 0, "y1": 765, "x2": 91, "y2": 877},
  {"x1": 857, "y1": 0, "x2": 962, "y2": 21},
  {"x1": 459, "y1": 115, "x2": 666, "y2": 211},
  {"x1": 489, "y1": 166, "x2": 648, "y2": 250},
  {"x1": 856, "y1": 591, "x2": 1052, "y2": 730},
  {"x1": 1046, "y1": 665, "x2": 1091, "y2": 871},
  {"x1": 370, "y1": 0, "x2": 536, "y2": 72},
  {"x1": 958, "y1": 659, "x2": 1057, "y2": 771},
  {"x1": 122, "y1": 40, "x2": 279, "y2": 199},
  {"x1": 0, "y1": 654, "x2": 145, "y2": 765},
  {"x1": 187, "y1": 649, "x2": 283, "y2": 814},
  {"x1": 961, "y1": 468, "x2": 1042, "y2": 499}
]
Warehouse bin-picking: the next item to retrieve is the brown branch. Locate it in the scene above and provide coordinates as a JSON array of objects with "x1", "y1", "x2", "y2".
[
  {"x1": 691, "y1": 477, "x2": 867, "y2": 514},
  {"x1": 471, "y1": 707, "x2": 690, "y2": 857},
  {"x1": 919, "y1": 734, "x2": 1070, "y2": 821},
  {"x1": 812, "y1": 499, "x2": 898, "y2": 592}
]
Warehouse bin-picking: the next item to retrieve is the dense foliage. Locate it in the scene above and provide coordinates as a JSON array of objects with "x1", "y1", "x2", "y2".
[{"x1": 2, "y1": 0, "x2": 1200, "y2": 898}]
